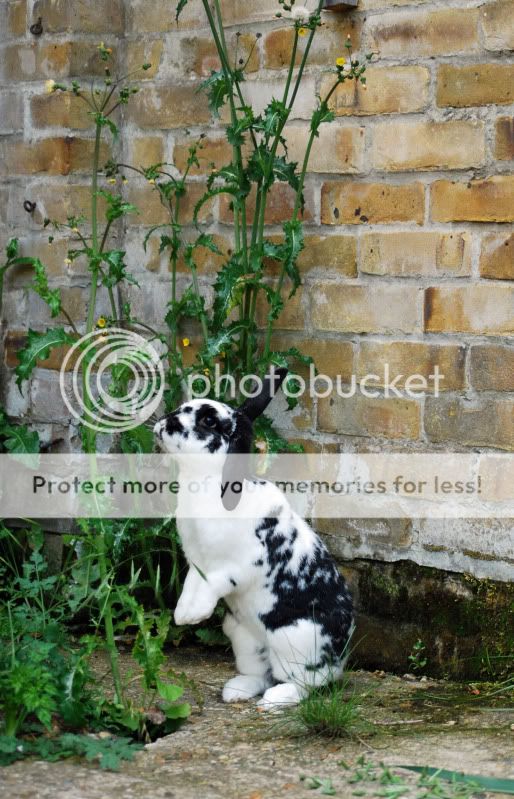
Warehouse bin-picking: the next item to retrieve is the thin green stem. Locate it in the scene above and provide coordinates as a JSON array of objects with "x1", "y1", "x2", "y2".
[
  {"x1": 190, "y1": 263, "x2": 209, "y2": 343},
  {"x1": 204, "y1": 0, "x2": 248, "y2": 269},
  {"x1": 96, "y1": 531, "x2": 123, "y2": 705}
]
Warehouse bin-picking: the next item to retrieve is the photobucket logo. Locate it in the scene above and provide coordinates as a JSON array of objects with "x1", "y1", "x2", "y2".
[
  {"x1": 59, "y1": 328, "x2": 165, "y2": 433},
  {"x1": 187, "y1": 364, "x2": 444, "y2": 401}
]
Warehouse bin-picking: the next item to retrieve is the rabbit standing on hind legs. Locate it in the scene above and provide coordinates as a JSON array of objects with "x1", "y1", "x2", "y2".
[{"x1": 154, "y1": 369, "x2": 353, "y2": 710}]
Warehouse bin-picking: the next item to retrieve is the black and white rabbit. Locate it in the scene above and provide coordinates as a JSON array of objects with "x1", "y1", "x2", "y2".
[{"x1": 154, "y1": 369, "x2": 353, "y2": 709}]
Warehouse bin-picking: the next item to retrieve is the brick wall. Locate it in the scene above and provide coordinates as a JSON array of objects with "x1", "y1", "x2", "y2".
[{"x1": 0, "y1": 0, "x2": 513, "y2": 580}]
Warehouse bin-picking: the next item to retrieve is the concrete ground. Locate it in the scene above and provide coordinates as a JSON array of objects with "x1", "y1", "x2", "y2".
[{"x1": 2, "y1": 647, "x2": 514, "y2": 799}]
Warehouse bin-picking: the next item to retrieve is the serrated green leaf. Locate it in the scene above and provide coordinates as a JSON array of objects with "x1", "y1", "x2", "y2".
[
  {"x1": 199, "y1": 70, "x2": 231, "y2": 117},
  {"x1": 29, "y1": 257, "x2": 62, "y2": 317},
  {"x1": 282, "y1": 219, "x2": 304, "y2": 296},
  {"x1": 2, "y1": 424, "x2": 40, "y2": 454},
  {"x1": 204, "y1": 322, "x2": 248, "y2": 360},
  {"x1": 97, "y1": 191, "x2": 138, "y2": 223},
  {"x1": 211, "y1": 255, "x2": 247, "y2": 328},
  {"x1": 162, "y1": 701, "x2": 191, "y2": 720},
  {"x1": 15, "y1": 328, "x2": 75, "y2": 389},
  {"x1": 156, "y1": 678, "x2": 184, "y2": 703},
  {"x1": 120, "y1": 425, "x2": 155, "y2": 454}
]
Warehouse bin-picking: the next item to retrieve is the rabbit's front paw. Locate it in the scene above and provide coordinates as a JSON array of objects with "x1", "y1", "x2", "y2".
[
  {"x1": 222, "y1": 675, "x2": 268, "y2": 702},
  {"x1": 174, "y1": 595, "x2": 216, "y2": 626},
  {"x1": 257, "y1": 682, "x2": 302, "y2": 711}
]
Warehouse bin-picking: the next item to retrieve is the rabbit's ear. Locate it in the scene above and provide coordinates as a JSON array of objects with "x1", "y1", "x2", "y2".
[
  {"x1": 239, "y1": 368, "x2": 288, "y2": 422},
  {"x1": 221, "y1": 412, "x2": 253, "y2": 511}
]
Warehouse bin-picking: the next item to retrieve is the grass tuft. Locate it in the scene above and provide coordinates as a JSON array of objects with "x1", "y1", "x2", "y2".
[{"x1": 289, "y1": 677, "x2": 360, "y2": 738}]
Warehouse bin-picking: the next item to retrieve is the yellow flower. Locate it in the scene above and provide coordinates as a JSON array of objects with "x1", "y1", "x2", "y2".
[
  {"x1": 71, "y1": 226, "x2": 79, "y2": 233},
  {"x1": 298, "y1": 27, "x2": 308, "y2": 37},
  {"x1": 45, "y1": 79, "x2": 56, "y2": 94},
  {"x1": 64, "y1": 258, "x2": 72, "y2": 265},
  {"x1": 98, "y1": 41, "x2": 105, "y2": 49},
  {"x1": 336, "y1": 57, "x2": 346, "y2": 67},
  {"x1": 108, "y1": 178, "x2": 116, "y2": 184},
  {"x1": 96, "y1": 317, "x2": 107, "y2": 329},
  {"x1": 203, "y1": 368, "x2": 210, "y2": 376},
  {"x1": 182, "y1": 337, "x2": 190, "y2": 347},
  {"x1": 148, "y1": 178, "x2": 156, "y2": 185}
]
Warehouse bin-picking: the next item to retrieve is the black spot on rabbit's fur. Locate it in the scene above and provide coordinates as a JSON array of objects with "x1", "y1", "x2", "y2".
[
  {"x1": 165, "y1": 413, "x2": 183, "y2": 436},
  {"x1": 257, "y1": 516, "x2": 353, "y2": 664},
  {"x1": 193, "y1": 404, "x2": 233, "y2": 452}
]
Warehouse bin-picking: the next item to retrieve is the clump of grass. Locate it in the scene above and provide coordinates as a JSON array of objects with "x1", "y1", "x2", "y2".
[{"x1": 289, "y1": 677, "x2": 360, "y2": 738}]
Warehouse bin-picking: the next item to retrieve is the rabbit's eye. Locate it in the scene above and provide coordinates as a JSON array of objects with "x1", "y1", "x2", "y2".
[{"x1": 203, "y1": 416, "x2": 217, "y2": 428}]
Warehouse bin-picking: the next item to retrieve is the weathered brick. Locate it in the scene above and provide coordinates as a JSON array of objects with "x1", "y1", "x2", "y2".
[
  {"x1": 7, "y1": 237, "x2": 71, "y2": 281},
  {"x1": 180, "y1": 31, "x2": 259, "y2": 77},
  {"x1": 31, "y1": 93, "x2": 92, "y2": 129},
  {"x1": 22, "y1": 185, "x2": 94, "y2": 223},
  {"x1": 357, "y1": 341, "x2": 466, "y2": 391},
  {"x1": 361, "y1": 232, "x2": 472, "y2": 277},
  {"x1": 69, "y1": 43, "x2": 120, "y2": 76},
  {"x1": 1, "y1": 43, "x2": 71, "y2": 80},
  {"x1": 264, "y1": 18, "x2": 361, "y2": 69},
  {"x1": 130, "y1": 136, "x2": 165, "y2": 169},
  {"x1": 221, "y1": 0, "x2": 300, "y2": 26},
  {"x1": 424, "y1": 286, "x2": 514, "y2": 335},
  {"x1": 126, "y1": 40, "x2": 164, "y2": 79},
  {"x1": 127, "y1": 182, "x2": 213, "y2": 226},
  {"x1": 495, "y1": 117, "x2": 514, "y2": 160},
  {"x1": 319, "y1": 395, "x2": 421, "y2": 440},
  {"x1": 320, "y1": 66, "x2": 430, "y2": 116},
  {"x1": 321, "y1": 181, "x2": 424, "y2": 225},
  {"x1": 285, "y1": 124, "x2": 364, "y2": 174},
  {"x1": 470, "y1": 345, "x2": 514, "y2": 392},
  {"x1": 1, "y1": 41, "x2": 119, "y2": 78},
  {"x1": 0, "y1": 137, "x2": 108, "y2": 176},
  {"x1": 431, "y1": 177, "x2": 514, "y2": 223},
  {"x1": 373, "y1": 121, "x2": 485, "y2": 172},
  {"x1": 128, "y1": 0, "x2": 191, "y2": 32},
  {"x1": 425, "y1": 396, "x2": 514, "y2": 451},
  {"x1": 312, "y1": 284, "x2": 421, "y2": 334},
  {"x1": 257, "y1": 288, "x2": 306, "y2": 331},
  {"x1": 0, "y1": 92, "x2": 23, "y2": 132},
  {"x1": 0, "y1": 187, "x2": 9, "y2": 223},
  {"x1": 271, "y1": 336, "x2": 354, "y2": 381},
  {"x1": 30, "y1": 370, "x2": 73, "y2": 422},
  {"x1": 129, "y1": 85, "x2": 211, "y2": 128},
  {"x1": 437, "y1": 64, "x2": 514, "y2": 107},
  {"x1": 365, "y1": 8, "x2": 479, "y2": 57},
  {"x1": 173, "y1": 137, "x2": 234, "y2": 175},
  {"x1": 298, "y1": 235, "x2": 357, "y2": 276},
  {"x1": 481, "y1": 0, "x2": 514, "y2": 51},
  {"x1": 33, "y1": 0, "x2": 123, "y2": 33},
  {"x1": 263, "y1": 233, "x2": 356, "y2": 277},
  {"x1": 7, "y1": 0, "x2": 26, "y2": 36},
  {"x1": 220, "y1": 182, "x2": 315, "y2": 226},
  {"x1": 220, "y1": 78, "x2": 316, "y2": 122},
  {"x1": 480, "y1": 233, "x2": 514, "y2": 280}
]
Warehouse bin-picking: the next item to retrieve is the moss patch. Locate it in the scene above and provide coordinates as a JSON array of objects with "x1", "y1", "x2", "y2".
[{"x1": 343, "y1": 559, "x2": 514, "y2": 679}]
